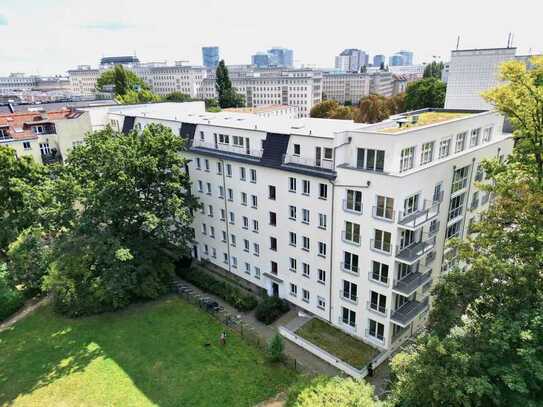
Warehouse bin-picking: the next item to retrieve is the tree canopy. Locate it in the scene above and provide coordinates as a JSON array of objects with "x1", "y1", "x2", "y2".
[
  {"x1": 423, "y1": 61, "x2": 445, "y2": 79},
  {"x1": 96, "y1": 65, "x2": 160, "y2": 104},
  {"x1": 215, "y1": 60, "x2": 245, "y2": 108},
  {"x1": 353, "y1": 93, "x2": 405, "y2": 123},
  {"x1": 310, "y1": 100, "x2": 352, "y2": 120},
  {"x1": 163, "y1": 92, "x2": 193, "y2": 103},
  {"x1": 404, "y1": 77, "x2": 446, "y2": 110}
]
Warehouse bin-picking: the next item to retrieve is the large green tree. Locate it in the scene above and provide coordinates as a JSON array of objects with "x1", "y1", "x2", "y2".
[
  {"x1": 96, "y1": 65, "x2": 160, "y2": 104},
  {"x1": 404, "y1": 77, "x2": 446, "y2": 110},
  {"x1": 215, "y1": 60, "x2": 245, "y2": 108},
  {"x1": 423, "y1": 61, "x2": 445, "y2": 79},
  {"x1": 310, "y1": 100, "x2": 352, "y2": 120},
  {"x1": 44, "y1": 123, "x2": 199, "y2": 316},
  {"x1": 354, "y1": 94, "x2": 392, "y2": 123},
  {"x1": 389, "y1": 57, "x2": 543, "y2": 407},
  {"x1": 163, "y1": 92, "x2": 193, "y2": 103}
]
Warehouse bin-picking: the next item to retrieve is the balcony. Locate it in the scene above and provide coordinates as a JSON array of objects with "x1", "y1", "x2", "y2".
[
  {"x1": 396, "y1": 236, "x2": 436, "y2": 264},
  {"x1": 341, "y1": 231, "x2": 361, "y2": 246},
  {"x1": 41, "y1": 152, "x2": 62, "y2": 165},
  {"x1": 340, "y1": 290, "x2": 358, "y2": 305},
  {"x1": 390, "y1": 296, "x2": 429, "y2": 328},
  {"x1": 282, "y1": 154, "x2": 334, "y2": 171},
  {"x1": 190, "y1": 140, "x2": 263, "y2": 160},
  {"x1": 392, "y1": 270, "x2": 432, "y2": 296},
  {"x1": 398, "y1": 199, "x2": 440, "y2": 230}
]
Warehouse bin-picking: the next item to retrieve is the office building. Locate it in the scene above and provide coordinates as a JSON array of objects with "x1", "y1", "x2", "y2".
[
  {"x1": 335, "y1": 49, "x2": 369, "y2": 72},
  {"x1": 80, "y1": 101, "x2": 512, "y2": 353},
  {"x1": 202, "y1": 47, "x2": 220, "y2": 69},
  {"x1": 389, "y1": 54, "x2": 405, "y2": 66},
  {"x1": 398, "y1": 50, "x2": 414, "y2": 65},
  {"x1": 373, "y1": 55, "x2": 386, "y2": 67},
  {"x1": 268, "y1": 47, "x2": 294, "y2": 68},
  {"x1": 322, "y1": 72, "x2": 370, "y2": 104},
  {"x1": 251, "y1": 52, "x2": 271, "y2": 68}
]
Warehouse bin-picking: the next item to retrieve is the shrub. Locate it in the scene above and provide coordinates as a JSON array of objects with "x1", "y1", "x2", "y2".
[
  {"x1": 0, "y1": 264, "x2": 24, "y2": 321},
  {"x1": 255, "y1": 295, "x2": 290, "y2": 325},
  {"x1": 178, "y1": 267, "x2": 258, "y2": 312},
  {"x1": 267, "y1": 333, "x2": 284, "y2": 362}
]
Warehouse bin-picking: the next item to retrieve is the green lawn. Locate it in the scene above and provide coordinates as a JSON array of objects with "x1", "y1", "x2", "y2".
[
  {"x1": 0, "y1": 297, "x2": 297, "y2": 407},
  {"x1": 296, "y1": 318, "x2": 379, "y2": 369}
]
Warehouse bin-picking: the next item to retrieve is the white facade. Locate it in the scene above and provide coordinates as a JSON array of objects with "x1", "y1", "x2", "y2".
[
  {"x1": 369, "y1": 71, "x2": 394, "y2": 97},
  {"x1": 322, "y1": 73, "x2": 370, "y2": 104},
  {"x1": 85, "y1": 102, "x2": 513, "y2": 352}
]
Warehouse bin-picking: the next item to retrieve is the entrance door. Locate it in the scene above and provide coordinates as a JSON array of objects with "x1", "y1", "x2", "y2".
[{"x1": 272, "y1": 282, "x2": 279, "y2": 297}]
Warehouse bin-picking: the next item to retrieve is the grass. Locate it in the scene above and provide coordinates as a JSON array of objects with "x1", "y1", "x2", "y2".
[
  {"x1": 296, "y1": 318, "x2": 379, "y2": 369},
  {"x1": 0, "y1": 297, "x2": 297, "y2": 407},
  {"x1": 379, "y1": 111, "x2": 471, "y2": 133}
]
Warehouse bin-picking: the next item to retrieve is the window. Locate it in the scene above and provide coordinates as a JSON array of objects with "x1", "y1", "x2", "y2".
[
  {"x1": 470, "y1": 128, "x2": 481, "y2": 147},
  {"x1": 221, "y1": 230, "x2": 227, "y2": 242},
  {"x1": 319, "y1": 183, "x2": 328, "y2": 199},
  {"x1": 23, "y1": 141, "x2": 31, "y2": 150},
  {"x1": 230, "y1": 234, "x2": 236, "y2": 247},
  {"x1": 220, "y1": 209, "x2": 226, "y2": 221},
  {"x1": 244, "y1": 262, "x2": 251, "y2": 274},
  {"x1": 318, "y1": 242, "x2": 327, "y2": 257},
  {"x1": 289, "y1": 205, "x2": 297, "y2": 220},
  {"x1": 197, "y1": 180, "x2": 203, "y2": 192},
  {"x1": 356, "y1": 148, "x2": 385, "y2": 172},
  {"x1": 206, "y1": 183, "x2": 212, "y2": 195},
  {"x1": 371, "y1": 261, "x2": 389, "y2": 284},
  {"x1": 293, "y1": 144, "x2": 301, "y2": 155},
  {"x1": 341, "y1": 307, "x2": 356, "y2": 327},
  {"x1": 290, "y1": 283, "x2": 298, "y2": 296},
  {"x1": 302, "y1": 263, "x2": 310, "y2": 278},
  {"x1": 400, "y1": 146, "x2": 415, "y2": 172},
  {"x1": 342, "y1": 280, "x2": 358, "y2": 302},
  {"x1": 209, "y1": 226, "x2": 215, "y2": 238},
  {"x1": 403, "y1": 193, "x2": 420, "y2": 216},
  {"x1": 243, "y1": 239, "x2": 250, "y2": 252},
  {"x1": 269, "y1": 211, "x2": 277, "y2": 226},
  {"x1": 317, "y1": 296, "x2": 326, "y2": 310},
  {"x1": 452, "y1": 166, "x2": 469, "y2": 193},
  {"x1": 344, "y1": 221, "x2": 361, "y2": 244},
  {"x1": 240, "y1": 167, "x2": 246, "y2": 181},
  {"x1": 232, "y1": 135, "x2": 243, "y2": 146},
  {"x1": 218, "y1": 186, "x2": 225, "y2": 198},
  {"x1": 433, "y1": 183, "x2": 443, "y2": 202},
  {"x1": 302, "y1": 236, "x2": 310, "y2": 251},
  {"x1": 251, "y1": 195, "x2": 258, "y2": 208},
  {"x1": 204, "y1": 159, "x2": 210, "y2": 171},
  {"x1": 212, "y1": 248, "x2": 217, "y2": 258},
  {"x1": 229, "y1": 212, "x2": 235, "y2": 224},
  {"x1": 289, "y1": 257, "x2": 297, "y2": 271},
  {"x1": 323, "y1": 147, "x2": 333, "y2": 160},
  {"x1": 346, "y1": 190, "x2": 362, "y2": 212},
  {"x1": 302, "y1": 289, "x2": 310, "y2": 303},
  {"x1": 448, "y1": 193, "x2": 465, "y2": 221},
  {"x1": 204, "y1": 244, "x2": 209, "y2": 255},
  {"x1": 196, "y1": 157, "x2": 201, "y2": 169},
  {"x1": 373, "y1": 229, "x2": 391, "y2": 253},
  {"x1": 270, "y1": 237, "x2": 277, "y2": 251},
  {"x1": 268, "y1": 185, "x2": 276, "y2": 200},
  {"x1": 250, "y1": 169, "x2": 257, "y2": 183},
  {"x1": 289, "y1": 177, "x2": 297, "y2": 192},
  {"x1": 370, "y1": 291, "x2": 387, "y2": 314},
  {"x1": 207, "y1": 205, "x2": 214, "y2": 217},
  {"x1": 483, "y1": 127, "x2": 493, "y2": 142},
  {"x1": 455, "y1": 132, "x2": 467, "y2": 152},
  {"x1": 227, "y1": 188, "x2": 233, "y2": 201},
  {"x1": 254, "y1": 267, "x2": 261, "y2": 279},
  {"x1": 438, "y1": 138, "x2": 451, "y2": 158},
  {"x1": 368, "y1": 319, "x2": 384, "y2": 341},
  {"x1": 241, "y1": 192, "x2": 247, "y2": 205},
  {"x1": 271, "y1": 261, "x2": 278, "y2": 275},
  {"x1": 446, "y1": 221, "x2": 462, "y2": 240},
  {"x1": 253, "y1": 243, "x2": 260, "y2": 256},
  {"x1": 252, "y1": 220, "x2": 259, "y2": 233},
  {"x1": 318, "y1": 269, "x2": 326, "y2": 284},
  {"x1": 318, "y1": 213, "x2": 327, "y2": 230},
  {"x1": 420, "y1": 141, "x2": 434, "y2": 165},
  {"x1": 217, "y1": 162, "x2": 222, "y2": 174},
  {"x1": 343, "y1": 251, "x2": 359, "y2": 274},
  {"x1": 242, "y1": 216, "x2": 248, "y2": 229},
  {"x1": 375, "y1": 196, "x2": 394, "y2": 219},
  {"x1": 471, "y1": 191, "x2": 480, "y2": 210},
  {"x1": 226, "y1": 163, "x2": 232, "y2": 177},
  {"x1": 202, "y1": 224, "x2": 207, "y2": 235},
  {"x1": 289, "y1": 232, "x2": 297, "y2": 247},
  {"x1": 302, "y1": 180, "x2": 310, "y2": 195},
  {"x1": 302, "y1": 209, "x2": 310, "y2": 224},
  {"x1": 475, "y1": 164, "x2": 484, "y2": 181},
  {"x1": 218, "y1": 134, "x2": 230, "y2": 144}
]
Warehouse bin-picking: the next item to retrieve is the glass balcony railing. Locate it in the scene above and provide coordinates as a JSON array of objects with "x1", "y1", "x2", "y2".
[
  {"x1": 390, "y1": 296, "x2": 429, "y2": 327},
  {"x1": 398, "y1": 198, "x2": 441, "y2": 229},
  {"x1": 190, "y1": 140, "x2": 263, "y2": 159},
  {"x1": 396, "y1": 236, "x2": 436, "y2": 264},
  {"x1": 392, "y1": 270, "x2": 432, "y2": 296},
  {"x1": 282, "y1": 154, "x2": 334, "y2": 170}
]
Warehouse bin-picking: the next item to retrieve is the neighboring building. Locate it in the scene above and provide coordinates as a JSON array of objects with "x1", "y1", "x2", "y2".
[
  {"x1": 335, "y1": 49, "x2": 369, "y2": 72},
  {"x1": 441, "y1": 62, "x2": 450, "y2": 83},
  {"x1": 99, "y1": 55, "x2": 140, "y2": 68},
  {"x1": 373, "y1": 55, "x2": 386, "y2": 67},
  {"x1": 224, "y1": 104, "x2": 300, "y2": 119},
  {"x1": 388, "y1": 64, "x2": 425, "y2": 81},
  {"x1": 268, "y1": 47, "x2": 294, "y2": 68},
  {"x1": 389, "y1": 54, "x2": 405, "y2": 66},
  {"x1": 202, "y1": 47, "x2": 220, "y2": 69},
  {"x1": 322, "y1": 72, "x2": 370, "y2": 104},
  {"x1": 0, "y1": 73, "x2": 71, "y2": 96},
  {"x1": 398, "y1": 50, "x2": 414, "y2": 65},
  {"x1": 91, "y1": 102, "x2": 512, "y2": 353},
  {"x1": 392, "y1": 74, "x2": 408, "y2": 95},
  {"x1": 444, "y1": 47, "x2": 522, "y2": 110},
  {"x1": 369, "y1": 71, "x2": 395, "y2": 97},
  {"x1": 0, "y1": 108, "x2": 92, "y2": 164},
  {"x1": 251, "y1": 52, "x2": 271, "y2": 68}
]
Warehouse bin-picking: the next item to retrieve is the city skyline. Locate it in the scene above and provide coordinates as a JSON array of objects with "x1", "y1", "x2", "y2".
[{"x1": 0, "y1": 0, "x2": 541, "y2": 76}]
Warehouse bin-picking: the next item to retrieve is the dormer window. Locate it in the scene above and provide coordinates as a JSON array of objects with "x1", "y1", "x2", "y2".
[
  {"x1": 0, "y1": 128, "x2": 10, "y2": 140},
  {"x1": 32, "y1": 125, "x2": 44, "y2": 135}
]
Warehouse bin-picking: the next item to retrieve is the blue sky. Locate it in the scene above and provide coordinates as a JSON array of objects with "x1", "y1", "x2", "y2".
[{"x1": 0, "y1": 0, "x2": 541, "y2": 75}]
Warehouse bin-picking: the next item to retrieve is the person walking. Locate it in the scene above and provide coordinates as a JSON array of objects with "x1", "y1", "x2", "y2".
[{"x1": 220, "y1": 331, "x2": 226, "y2": 346}]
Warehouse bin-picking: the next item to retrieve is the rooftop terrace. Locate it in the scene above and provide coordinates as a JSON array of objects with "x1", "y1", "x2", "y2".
[{"x1": 376, "y1": 111, "x2": 473, "y2": 134}]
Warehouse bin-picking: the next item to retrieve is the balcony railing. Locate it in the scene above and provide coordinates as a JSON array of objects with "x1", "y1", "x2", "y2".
[
  {"x1": 190, "y1": 140, "x2": 263, "y2": 159},
  {"x1": 282, "y1": 154, "x2": 334, "y2": 170},
  {"x1": 392, "y1": 270, "x2": 432, "y2": 296},
  {"x1": 398, "y1": 199, "x2": 440, "y2": 229},
  {"x1": 342, "y1": 231, "x2": 361, "y2": 246},
  {"x1": 396, "y1": 236, "x2": 436, "y2": 264},
  {"x1": 341, "y1": 262, "x2": 359, "y2": 275},
  {"x1": 340, "y1": 290, "x2": 358, "y2": 304},
  {"x1": 343, "y1": 199, "x2": 363, "y2": 214},
  {"x1": 391, "y1": 296, "x2": 429, "y2": 327}
]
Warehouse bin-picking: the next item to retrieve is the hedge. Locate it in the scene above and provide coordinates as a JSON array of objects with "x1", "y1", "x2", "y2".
[
  {"x1": 177, "y1": 267, "x2": 258, "y2": 312},
  {"x1": 0, "y1": 268, "x2": 24, "y2": 322},
  {"x1": 255, "y1": 295, "x2": 290, "y2": 325}
]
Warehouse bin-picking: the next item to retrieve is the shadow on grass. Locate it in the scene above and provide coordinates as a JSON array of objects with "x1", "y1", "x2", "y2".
[{"x1": 0, "y1": 297, "x2": 297, "y2": 407}]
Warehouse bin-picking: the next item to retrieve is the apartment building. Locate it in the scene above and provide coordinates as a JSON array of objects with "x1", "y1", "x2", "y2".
[
  {"x1": 90, "y1": 102, "x2": 512, "y2": 352},
  {"x1": 322, "y1": 73, "x2": 370, "y2": 105},
  {"x1": 369, "y1": 71, "x2": 395, "y2": 97}
]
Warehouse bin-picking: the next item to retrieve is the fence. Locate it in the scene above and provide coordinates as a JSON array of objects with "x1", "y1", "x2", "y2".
[{"x1": 169, "y1": 280, "x2": 309, "y2": 374}]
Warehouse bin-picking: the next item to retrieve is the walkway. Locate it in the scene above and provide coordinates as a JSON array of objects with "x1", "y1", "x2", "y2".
[
  {"x1": 174, "y1": 277, "x2": 340, "y2": 376},
  {"x1": 0, "y1": 296, "x2": 50, "y2": 333}
]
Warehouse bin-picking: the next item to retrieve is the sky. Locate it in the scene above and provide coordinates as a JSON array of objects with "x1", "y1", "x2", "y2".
[{"x1": 0, "y1": 0, "x2": 541, "y2": 76}]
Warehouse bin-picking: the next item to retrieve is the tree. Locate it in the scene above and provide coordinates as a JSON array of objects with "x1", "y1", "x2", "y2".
[
  {"x1": 164, "y1": 92, "x2": 193, "y2": 103},
  {"x1": 0, "y1": 146, "x2": 49, "y2": 253},
  {"x1": 404, "y1": 77, "x2": 446, "y2": 110},
  {"x1": 44, "y1": 124, "x2": 199, "y2": 316},
  {"x1": 0, "y1": 263, "x2": 24, "y2": 321},
  {"x1": 287, "y1": 376, "x2": 382, "y2": 407},
  {"x1": 310, "y1": 100, "x2": 353, "y2": 120},
  {"x1": 7, "y1": 227, "x2": 51, "y2": 295},
  {"x1": 215, "y1": 60, "x2": 245, "y2": 108},
  {"x1": 116, "y1": 89, "x2": 161, "y2": 104},
  {"x1": 423, "y1": 61, "x2": 445, "y2": 79},
  {"x1": 354, "y1": 94, "x2": 391, "y2": 123},
  {"x1": 386, "y1": 93, "x2": 406, "y2": 115},
  {"x1": 96, "y1": 65, "x2": 160, "y2": 104},
  {"x1": 267, "y1": 334, "x2": 284, "y2": 362},
  {"x1": 389, "y1": 57, "x2": 543, "y2": 406}
]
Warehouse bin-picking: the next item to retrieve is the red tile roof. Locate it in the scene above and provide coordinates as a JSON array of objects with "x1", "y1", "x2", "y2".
[{"x1": 0, "y1": 109, "x2": 77, "y2": 141}]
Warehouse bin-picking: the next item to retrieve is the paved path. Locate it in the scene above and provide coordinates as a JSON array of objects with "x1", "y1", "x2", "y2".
[
  {"x1": 0, "y1": 296, "x2": 50, "y2": 333},
  {"x1": 175, "y1": 277, "x2": 340, "y2": 376}
]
